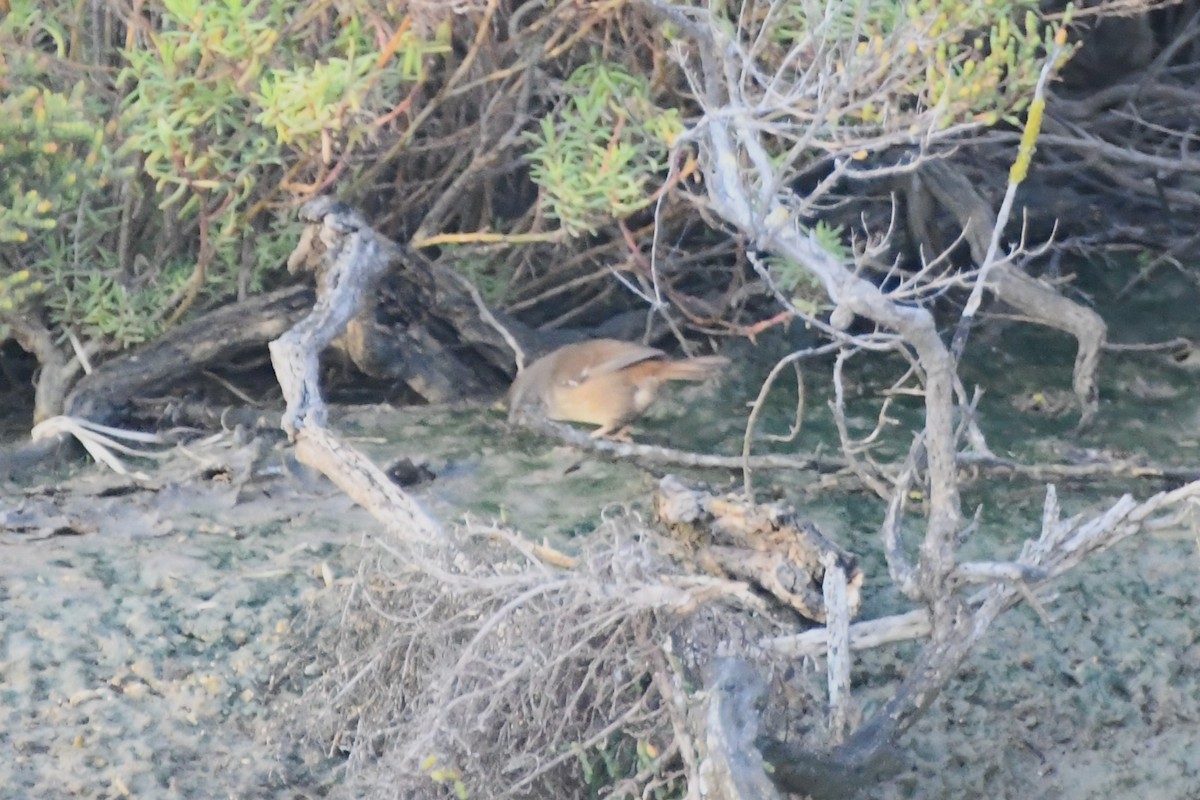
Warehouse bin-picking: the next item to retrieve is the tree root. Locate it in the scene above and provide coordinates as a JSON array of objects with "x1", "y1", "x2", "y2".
[
  {"x1": 63, "y1": 285, "x2": 314, "y2": 424},
  {"x1": 912, "y1": 160, "x2": 1107, "y2": 426}
]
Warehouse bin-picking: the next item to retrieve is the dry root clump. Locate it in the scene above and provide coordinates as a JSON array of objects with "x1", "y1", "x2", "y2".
[{"x1": 285, "y1": 513, "x2": 824, "y2": 799}]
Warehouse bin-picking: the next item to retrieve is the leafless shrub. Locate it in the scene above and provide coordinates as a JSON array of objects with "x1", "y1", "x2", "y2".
[{"x1": 290, "y1": 515, "x2": 824, "y2": 799}]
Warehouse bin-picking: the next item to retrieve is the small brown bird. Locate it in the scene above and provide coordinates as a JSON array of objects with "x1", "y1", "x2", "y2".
[{"x1": 508, "y1": 338, "x2": 729, "y2": 439}]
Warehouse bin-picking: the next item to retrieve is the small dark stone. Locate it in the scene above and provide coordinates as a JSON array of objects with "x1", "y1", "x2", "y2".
[{"x1": 385, "y1": 458, "x2": 436, "y2": 487}]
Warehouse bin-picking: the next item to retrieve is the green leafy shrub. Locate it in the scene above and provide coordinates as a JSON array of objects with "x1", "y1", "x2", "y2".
[
  {"x1": 111, "y1": 0, "x2": 451, "y2": 308},
  {"x1": 0, "y1": 2, "x2": 140, "y2": 344},
  {"x1": 526, "y1": 62, "x2": 684, "y2": 236},
  {"x1": 1, "y1": 0, "x2": 452, "y2": 358},
  {"x1": 0, "y1": 84, "x2": 107, "y2": 245}
]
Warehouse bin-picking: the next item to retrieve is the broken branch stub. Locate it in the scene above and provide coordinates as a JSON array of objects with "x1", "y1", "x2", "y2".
[
  {"x1": 692, "y1": 659, "x2": 782, "y2": 800},
  {"x1": 282, "y1": 200, "x2": 535, "y2": 407},
  {"x1": 654, "y1": 475, "x2": 862, "y2": 623},
  {"x1": 271, "y1": 199, "x2": 391, "y2": 435},
  {"x1": 270, "y1": 198, "x2": 441, "y2": 540}
]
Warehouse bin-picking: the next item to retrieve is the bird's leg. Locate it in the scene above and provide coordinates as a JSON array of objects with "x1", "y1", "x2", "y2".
[{"x1": 590, "y1": 424, "x2": 633, "y2": 441}]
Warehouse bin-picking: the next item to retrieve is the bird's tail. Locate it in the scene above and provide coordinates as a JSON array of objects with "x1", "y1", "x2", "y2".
[{"x1": 658, "y1": 355, "x2": 730, "y2": 381}]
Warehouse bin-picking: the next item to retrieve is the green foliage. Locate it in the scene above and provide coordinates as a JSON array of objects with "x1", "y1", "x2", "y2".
[
  {"x1": 108, "y1": 0, "x2": 450, "y2": 323},
  {"x1": 421, "y1": 754, "x2": 470, "y2": 799},
  {"x1": 0, "y1": 0, "x2": 70, "y2": 61},
  {"x1": 768, "y1": 237, "x2": 835, "y2": 319},
  {"x1": 1, "y1": 0, "x2": 452, "y2": 358},
  {"x1": 0, "y1": 270, "x2": 45, "y2": 340},
  {"x1": 118, "y1": 1, "x2": 448, "y2": 209},
  {"x1": 768, "y1": 222, "x2": 846, "y2": 314},
  {"x1": 453, "y1": 254, "x2": 513, "y2": 306},
  {"x1": 0, "y1": 271, "x2": 44, "y2": 311},
  {"x1": 0, "y1": 3, "x2": 154, "y2": 346},
  {"x1": 256, "y1": 54, "x2": 379, "y2": 146},
  {"x1": 810, "y1": 220, "x2": 851, "y2": 262},
  {"x1": 256, "y1": 18, "x2": 449, "y2": 149},
  {"x1": 0, "y1": 0, "x2": 113, "y2": 252},
  {"x1": 0, "y1": 84, "x2": 106, "y2": 244},
  {"x1": 46, "y1": 269, "x2": 172, "y2": 347},
  {"x1": 526, "y1": 62, "x2": 684, "y2": 236},
  {"x1": 575, "y1": 734, "x2": 682, "y2": 799},
  {"x1": 118, "y1": 0, "x2": 293, "y2": 212}
]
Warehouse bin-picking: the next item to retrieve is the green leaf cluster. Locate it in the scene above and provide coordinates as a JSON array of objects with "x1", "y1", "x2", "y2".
[
  {"x1": 110, "y1": 0, "x2": 447, "y2": 338},
  {"x1": 118, "y1": 1, "x2": 448, "y2": 213},
  {"x1": 0, "y1": 83, "x2": 106, "y2": 244},
  {"x1": 44, "y1": 266, "x2": 172, "y2": 347},
  {"x1": 576, "y1": 733, "x2": 681, "y2": 799},
  {"x1": 526, "y1": 62, "x2": 684, "y2": 236},
  {"x1": 256, "y1": 54, "x2": 379, "y2": 146},
  {"x1": 0, "y1": 3, "x2": 151, "y2": 345},
  {"x1": 0, "y1": 0, "x2": 113, "y2": 251},
  {"x1": 0, "y1": 270, "x2": 44, "y2": 340},
  {"x1": 256, "y1": 17, "x2": 448, "y2": 148},
  {"x1": 762, "y1": 223, "x2": 852, "y2": 316},
  {"x1": 118, "y1": 0, "x2": 301, "y2": 213}
]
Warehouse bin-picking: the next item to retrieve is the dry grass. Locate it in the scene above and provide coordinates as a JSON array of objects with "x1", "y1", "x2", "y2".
[{"x1": 285, "y1": 512, "x2": 823, "y2": 799}]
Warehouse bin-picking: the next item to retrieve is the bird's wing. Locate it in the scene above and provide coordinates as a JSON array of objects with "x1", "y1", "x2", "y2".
[{"x1": 575, "y1": 344, "x2": 665, "y2": 381}]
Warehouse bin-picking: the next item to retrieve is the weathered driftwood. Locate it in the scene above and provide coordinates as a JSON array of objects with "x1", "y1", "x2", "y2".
[
  {"x1": 4, "y1": 283, "x2": 307, "y2": 474},
  {"x1": 269, "y1": 198, "x2": 442, "y2": 540},
  {"x1": 908, "y1": 160, "x2": 1107, "y2": 426},
  {"x1": 284, "y1": 199, "x2": 538, "y2": 403},
  {"x1": 63, "y1": 285, "x2": 314, "y2": 424},
  {"x1": 692, "y1": 660, "x2": 782, "y2": 800},
  {"x1": 654, "y1": 475, "x2": 862, "y2": 623},
  {"x1": 0, "y1": 286, "x2": 312, "y2": 478}
]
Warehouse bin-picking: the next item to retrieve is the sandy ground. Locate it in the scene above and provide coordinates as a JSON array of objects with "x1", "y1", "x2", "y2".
[
  {"x1": 0, "y1": 406, "x2": 661, "y2": 800},
  {"x1": 869, "y1": 526, "x2": 1200, "y2": 799},
  {"x1": 0, "y1": 433, "x2": 359, "y2": 799}
]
